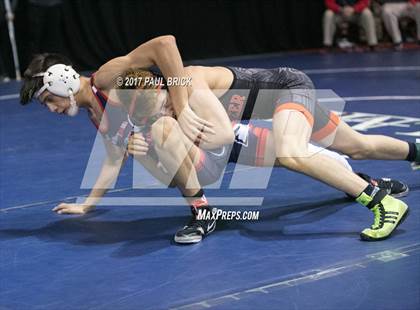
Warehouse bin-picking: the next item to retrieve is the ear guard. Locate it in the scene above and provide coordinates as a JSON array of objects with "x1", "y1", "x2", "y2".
[{"x1": 33, "y1": 64, "x2": 81, "y2": 116}]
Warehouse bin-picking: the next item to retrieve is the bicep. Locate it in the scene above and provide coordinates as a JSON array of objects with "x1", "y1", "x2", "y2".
[
  {"x1": 95, "y1": 37, "x2": 174, "y2": 89},
  {"x1": 95, "y1": 55, "x2": 152, "y2": 90}
]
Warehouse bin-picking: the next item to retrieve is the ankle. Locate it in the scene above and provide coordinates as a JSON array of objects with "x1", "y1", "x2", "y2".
[
  {"x1": 405, "y1": 141, "x2": 420, "y2": 162},
  {"x1": 356, "y1": 184, "x2": 387, "y2": 209}
]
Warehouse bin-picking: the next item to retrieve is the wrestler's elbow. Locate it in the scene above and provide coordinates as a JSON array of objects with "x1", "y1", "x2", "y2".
[
  {"x1": 159, "y1": 35, "x2": 176, "y2": 44},
  {"x1": 155, "y1": 35, "x2": 176, "y2": 49},
  {"x1": 127, "y1": 35, "x2": 177, "y2": 67}
]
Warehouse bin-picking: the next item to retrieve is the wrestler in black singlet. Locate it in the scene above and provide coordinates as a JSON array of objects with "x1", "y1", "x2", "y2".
[{"x1": 219, "y1": 67, "x2": 339, "y2": 137}]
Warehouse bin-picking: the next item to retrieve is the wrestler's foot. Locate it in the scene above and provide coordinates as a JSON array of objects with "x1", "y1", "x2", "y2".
[
  {"x1": 410, "y1": 140, "x2": 420, "y2": 170},
  {"x1": 359, "y1": 193, "x2": 409, "y2": 241},
  {"x1": 174, "y1": 197, "x2": 217, "y2": 244},
  {"x1": 357, "y1": 173, "x2": 409, "y2": 198}
]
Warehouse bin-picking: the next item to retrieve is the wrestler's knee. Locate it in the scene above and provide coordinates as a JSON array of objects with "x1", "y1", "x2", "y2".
[{"x1": 275, "y1": 139, "x2": 309, "y2": 171}]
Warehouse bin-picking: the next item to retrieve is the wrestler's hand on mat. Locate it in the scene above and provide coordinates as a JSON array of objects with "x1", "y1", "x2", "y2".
[
  {"x1": 177, "y1": 106, "x2": 215, "y2": 143},
  {"x1": 53, "y1": 203, "x2": 94, "y2": 214},
  {"x1": 128, "y1": 133, "x2": 149, "y2": 156}
]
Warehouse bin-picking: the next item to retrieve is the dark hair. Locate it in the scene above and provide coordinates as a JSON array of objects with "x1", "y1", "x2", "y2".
[{"x1": 20, "y1": 53, "x2": 72, "y2": 105}]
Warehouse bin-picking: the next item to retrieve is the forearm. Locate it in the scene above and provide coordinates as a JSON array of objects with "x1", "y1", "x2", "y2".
[
  {"x1": 83, "y1": 156, "x2": 126, "y2": 207},
  {"x1": 151, "y1": 37, "x2": 189, "y2": 116},
  {"x1": 83, "y1": 188, "x2": 109, "y2": 207},
  {"x1": 128, "y1": 35, "x2": 189, "y2": 116}
]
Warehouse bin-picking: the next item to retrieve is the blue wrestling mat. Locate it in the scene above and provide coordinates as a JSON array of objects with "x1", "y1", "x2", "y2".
[{"x1": 1, "y1": 50, "x2": 419, "y2": 310}]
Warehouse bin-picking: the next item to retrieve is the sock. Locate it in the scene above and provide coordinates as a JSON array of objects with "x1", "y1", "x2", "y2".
[
  {"x1": 405, "y1": 142, "x2": 419, "y2": 162},
  {"x1": 183, "y1": 189, "x2": 204, "y2": 198},
  {"x1": 356, "y1": 184, "x2": 387, "y2": 209},
  {"x1": 183, "y1": 189, "x2": 208, "y2": 209}
]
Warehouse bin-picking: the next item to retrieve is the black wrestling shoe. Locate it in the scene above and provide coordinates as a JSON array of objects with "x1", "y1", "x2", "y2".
[
  {"x1": 411, "y1": 140, "x2": 420, "y2": 170},
  {"x1": 174, "y1": 206, "x2": 217, "y2": 244},
  {"x1": 357, "y1": 172, "x2": 409, "y2": 198}
]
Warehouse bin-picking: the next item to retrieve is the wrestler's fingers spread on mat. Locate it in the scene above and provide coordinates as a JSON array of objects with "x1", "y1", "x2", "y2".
[{"x1": 52, "y1": 203, "x2": 88, "y2": 214}]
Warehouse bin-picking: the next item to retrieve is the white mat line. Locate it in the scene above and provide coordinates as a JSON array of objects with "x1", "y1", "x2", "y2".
[
  {"x1": 171, "y1": 243, "x2": 420, "y2": 310},
  {"x1": 0, "y1": 93, "x2": 19, "y2": 101},
  {"x1": 0, "y1": 166, "x2": 256, "y2": 212},
  {"x1": 75, "y1": 197, "x2": 264, "y2": 206},
  {"x1": 305, "y1": 66, "x2": 420, "y2": 74},
  {"x1": 319, "y1": 95, "x2": 420, "y2": 102}
]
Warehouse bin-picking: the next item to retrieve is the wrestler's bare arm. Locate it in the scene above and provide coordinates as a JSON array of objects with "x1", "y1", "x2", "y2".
[
  {"x1": 93, "y1": 35, "x2": 215, "y2": 141},
  {"x1": 53, "y1": 138, "x2": 127, "y2": 214},
  {"x1": 176, "y1": 66, "x2": 234, "y2": 149}
]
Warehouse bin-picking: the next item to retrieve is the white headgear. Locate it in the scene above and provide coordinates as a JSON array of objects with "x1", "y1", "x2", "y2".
[{"x1": 33, "y1": 64, "x2": 81, "y2": 116}]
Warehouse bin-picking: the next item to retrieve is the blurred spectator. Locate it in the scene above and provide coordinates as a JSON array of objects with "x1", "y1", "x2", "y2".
[
  {"x1": 0, "y1": 1, "x2": 8, "y2": 82},
  {"x1": 323, "y1": 0, "x2": 378, "y2": 49},
  {"x1": 0, "y1": 0, "x2": 18, "y2": 82},
  {"x1": 382, "y1": 0, "x2": 420, "y2": 49}
]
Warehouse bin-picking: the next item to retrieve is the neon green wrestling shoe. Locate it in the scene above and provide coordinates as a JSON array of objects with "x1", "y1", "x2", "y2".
[{"x1": 357, "y1": 192, "x2": 409, "y2": 241}]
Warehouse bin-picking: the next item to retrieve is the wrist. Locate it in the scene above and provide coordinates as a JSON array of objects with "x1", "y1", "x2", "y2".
[
  {"x1": 83, "y1": 197, "x2": 99, "y2": 208},
  {"x1": 174, "y1": 102, "x2": 190, "y2": 116},
  {"x1": 82, "y1": 204, "x2": 95, "y2": 212}
]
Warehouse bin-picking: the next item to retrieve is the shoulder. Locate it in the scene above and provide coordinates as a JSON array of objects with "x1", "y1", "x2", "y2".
[
  {"x1": 184, "y1": 65, "x2": 205, "y2": 76},
  {"x1": 185, "y1": 65, "x2": 230, "y2": 81}
]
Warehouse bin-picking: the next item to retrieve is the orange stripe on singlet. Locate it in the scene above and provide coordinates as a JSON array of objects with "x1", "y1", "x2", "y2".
[
  {"x1": 274, "y1": 102, "x2": 314, "y2": 126},
  {"x1": 311, "y1": 112, "x2": 340, "y2": 142},
  {"x1": 250, "y1": 125, "x2": 270, "y2": 167}
]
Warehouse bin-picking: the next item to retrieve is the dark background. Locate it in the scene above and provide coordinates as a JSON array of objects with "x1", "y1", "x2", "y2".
[{"x1": 1, "y1": 0, "x2": 325, "y2": 75}]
